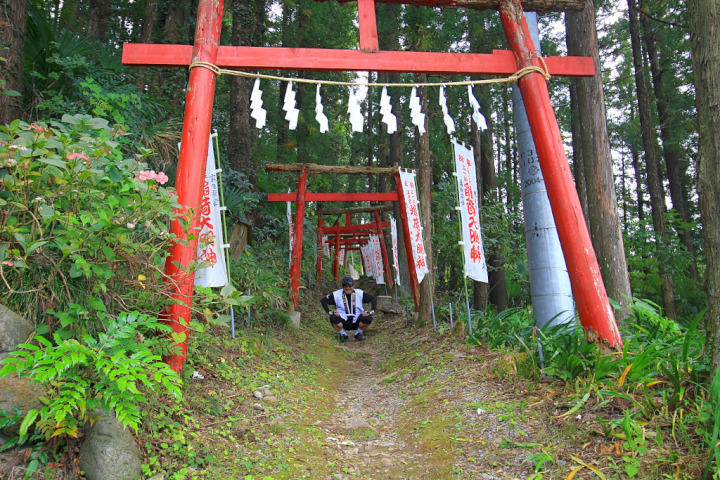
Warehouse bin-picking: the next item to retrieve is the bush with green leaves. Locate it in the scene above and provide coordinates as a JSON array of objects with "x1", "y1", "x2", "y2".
[
  {"x1": 0, "y1": 311, "x2": 182, "y2": 448},
  {"x1": 0, "y1": 114, "x2": 179, "y2": 333}
]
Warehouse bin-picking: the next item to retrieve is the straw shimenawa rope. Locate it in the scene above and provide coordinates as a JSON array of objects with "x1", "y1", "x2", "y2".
[{"x1": 187, "y1": 57, "x2": 551, "y2": 87}]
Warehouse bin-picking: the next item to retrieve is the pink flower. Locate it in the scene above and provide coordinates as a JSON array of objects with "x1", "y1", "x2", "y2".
[
  {"x1": 155, "y1": 172, "x2": 169, "y2": 185},
  {"x1": 28, "y1": 124, "x2": 46, "y2": 133},
  {"x1": 135, "y1": 170, "x2": 169, "y2": 184},
  {"x1": 1, "y1": 261, "x2": 12, "y2": 266},
  {"x1": 67, "y1": 153, "x2": 89, "y2": 161}
]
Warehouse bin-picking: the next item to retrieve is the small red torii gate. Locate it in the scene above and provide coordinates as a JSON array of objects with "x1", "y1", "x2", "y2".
[
  {"x1": 122, "y1": 0, "x2": 623, "y2": 372},
  {"x1": 267, "y1": 163, "x2": 415, "y2": 308}
]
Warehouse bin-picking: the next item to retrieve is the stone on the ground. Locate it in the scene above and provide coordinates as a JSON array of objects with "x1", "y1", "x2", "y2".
[
  {"x1": 288, "y1": 311, "x2": 301, "y2": 326},
  {"x1": 0, "y1": 304, "x2": 34, "y2": 360},
  {"x1": 0, "y1": 374, "x2": 46, "y2": 435},
  {"x1": 377, "y1": 296, "x2": 403, "y2": 315},
  {"x1": 79, "y1": 410, "x2": 142, "y2": 480}
]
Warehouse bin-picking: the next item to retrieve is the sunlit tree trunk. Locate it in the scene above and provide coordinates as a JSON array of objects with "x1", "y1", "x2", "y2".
[
  {"x1": 627, "y1": 0, "x2": 676, "y2": 319},
  {"x1": 566, "y1": 0, "x2": 633, "y2": 320},
  {"x1": 135, "y1": 0, "x2": 159, "y2": 92},
  {"x1": 688, "y1": 0, "x2": 720, "y2": 377}
]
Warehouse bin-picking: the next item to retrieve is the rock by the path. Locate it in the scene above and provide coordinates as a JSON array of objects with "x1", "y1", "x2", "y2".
[
  {"x1": 0, "y1": 374, "x2": 46, "y2": 435},
  {"x1": 288, "y1": 311, "x2": 301, "y2": 326},
  {"x1": 377, "y1": 296, "x2": 403, "y2": 315},
  {"x1": 0, "y1": 304, "x2": 34, "y2": 360},
  {"x1": 79, "y1": 410, "x2": 142, "y2": 480}
]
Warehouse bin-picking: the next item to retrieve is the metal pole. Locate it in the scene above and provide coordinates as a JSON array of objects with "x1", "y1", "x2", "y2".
[
  {"x1": 512, "y1": 12, "x2": 575, "y2": 332},
  {"x1": 449, "y1": 302, "x2": 454, "y2": 329},
  {"x1": 431, "y1": 300, "x2": 437, "y2": 331},
  {"x1": 499, "y1": 0, "x2": 622, "y2": 348},
  {"x1": 161, "y1": 0, "x2": 225, "y2": 372},
  {"x1": 465, "y1": 300, "x2": 473, "y2": 337},
  {"x1": 231, "y1": 307, "x2": 235, "y2": 339}
]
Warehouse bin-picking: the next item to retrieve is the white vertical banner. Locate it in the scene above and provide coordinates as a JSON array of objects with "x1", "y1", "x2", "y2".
[
  {"x1": 194, "y1": 134, "x2": 229, "y2": 288},
  {"x1": 287, "y1": 191, "x2": 293, "y2": 264},
  {"x1": 390, "y1": 217, "x2": 401, "y2": 285},
  {"x1": 338, "y1": 246, "x2": 345, "y2": 266},
  {"x1": 360, "y1": 243, "x2": 372, "y2": 277},
  {"x1": 371, "y1": 235, "x2": 385, "y2": 285},
  {"x1": 399, "y1": 169, "x2": 429, "y2": 284},
  {"x1": 453, "y1": 141, "x2": 488, "y2": 283},
  {"x1": 322, "y1": 235, "x2": 330, "y2": 257}
]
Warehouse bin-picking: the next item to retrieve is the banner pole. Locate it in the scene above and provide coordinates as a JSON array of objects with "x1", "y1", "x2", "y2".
[{"x1": 452, "y1": 142, "x2": 473, "y2": 337}]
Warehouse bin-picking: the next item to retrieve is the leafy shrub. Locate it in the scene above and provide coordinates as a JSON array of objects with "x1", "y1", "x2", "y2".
[
  {"x1": 0, "y1": 115, "x2": 179, "y2": 333},
  {"x1": 0, "y1": 311, "x2": 182, "y2": 447}
]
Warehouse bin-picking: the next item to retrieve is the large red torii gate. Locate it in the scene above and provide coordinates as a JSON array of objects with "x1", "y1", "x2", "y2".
[{"x1": 122, "y1": 0, "x2": 623, "y2": 372}]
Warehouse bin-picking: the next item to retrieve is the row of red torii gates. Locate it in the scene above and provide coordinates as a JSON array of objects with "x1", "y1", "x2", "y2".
[
  {"x1": 122, "y1": 0, "x2": 624, "y2": 372},
  {"x1": 266, "y1": 163, "x2": 410, "y2": 306}
]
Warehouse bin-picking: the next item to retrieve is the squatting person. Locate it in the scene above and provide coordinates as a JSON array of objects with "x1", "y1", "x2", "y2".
[{"x1": 320, "y1": 276, "x2": 377, "y2": 342}]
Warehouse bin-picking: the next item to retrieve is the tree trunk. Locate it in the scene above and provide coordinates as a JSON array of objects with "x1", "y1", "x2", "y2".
[
  {"x1": 414, "y1": 73, "x2": 434, "y2": 324},
  {"x1": 87, "y1": 0, "x2": 109, "y2": 39},
  {"x1": 568, "y1": 82, "x2": 589, "y2": 225},
  {"x1": 627, "y1": 0, "x2": 676, "y2": 319},
  {"x1": 688, "y1": 0, "x2": 720, "y2": 377},
  {"x1": 228, "y1": 0, "x2": 265, "y2": 195},
  {"x1": 629, "y1": 107, "x2": 645, "y2": 222},
  {"x1": 0, "y1": 0, "x2": 28, "y2": 125},
  {"x1": 135, "y1": 0, "x2": 159, "y2": 92},
  {"x1": 566, "y1": 0, "x2": 633, "y2": 320},
  {"x1": 639, "y1": 2, "x2": 699, "y2": 281},
  {"x1": 471, "y1": 122, "x2": 489, "y2": 311}
]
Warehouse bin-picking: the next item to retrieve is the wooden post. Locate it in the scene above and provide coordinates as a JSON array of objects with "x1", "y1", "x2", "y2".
[
  {"x1": 499, "y1": 0, "x2": 622, "y2": 348},
  {"x1": 358, "y1": 0, "x2": 380, "y2": 53},
  {"x1": 161, "y1": 0, "x2": 224, "y2": 372},
  {"x1": 394, "y1": 171, "x2": 420, "y2": 310},
  {"x1": 374, "y1": 210, "x2": 394, "y2": 288},
  {"x1": 332, "y1": 230, "x2": 340, "y2": 280},
  {"x1": 290, "y1": 168, "x2": 308, "y2": 308},
  {"x1": 316, "y1": 215, "x2": 324, "y2": 284}
]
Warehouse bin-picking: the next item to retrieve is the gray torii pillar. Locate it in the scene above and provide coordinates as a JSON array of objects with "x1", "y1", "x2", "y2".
[{"x1": 512, "y1": 12, "x2": 575, "y2": 330}]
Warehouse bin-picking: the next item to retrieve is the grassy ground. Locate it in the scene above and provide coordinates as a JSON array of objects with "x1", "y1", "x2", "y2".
[{"x1": 136, "y1": 286, "x2": 707, "y2": 480}]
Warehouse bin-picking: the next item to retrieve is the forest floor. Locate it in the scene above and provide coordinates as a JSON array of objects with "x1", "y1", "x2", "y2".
[
  {"x1": 127, "y1": 284, "x2": 700, "y2": 480},
  {"x1": 5, "y1": 286, "x2": 703, "y2": 479}
]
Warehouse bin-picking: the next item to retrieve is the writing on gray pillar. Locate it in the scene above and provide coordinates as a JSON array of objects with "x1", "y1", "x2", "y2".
[{"x1": 519, "y1": 147, "x2": 545, "y2": 193}]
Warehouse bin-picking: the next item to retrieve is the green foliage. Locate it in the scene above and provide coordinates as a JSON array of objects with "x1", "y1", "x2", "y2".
[
  {"x1": 0, "y1": 115, "x2": 179, "y2": 329},
  {"x1": 0, "y1": 311, "x2": 182, "y2": 444}
]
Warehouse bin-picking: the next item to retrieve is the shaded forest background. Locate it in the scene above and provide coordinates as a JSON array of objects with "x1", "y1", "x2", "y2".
[{"x1": 0, "y1": 1, "x2": 718, "y2": 377}]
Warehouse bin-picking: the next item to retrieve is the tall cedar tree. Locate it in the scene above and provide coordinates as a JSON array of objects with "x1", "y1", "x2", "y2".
[
  {"x1": 566, "y1": 0, "x2": 632, "y2": 320},
  {"x1": 688, "y1": 0, "x2": 720, "y2": 376},
  {"x1": 627, "y1": 0, "x2": 676, "y2": 319},
  {"x1": 0, "y1": 0, "x2": 28, "y2": 124}
]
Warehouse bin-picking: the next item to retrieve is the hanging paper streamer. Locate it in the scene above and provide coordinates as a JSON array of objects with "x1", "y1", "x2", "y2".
[
  {"x1": 283, "y1": 81, "x2": 300, "y2": 130},
  {"x1": 399, "y1": 169, "x2": 429, "y2": 284},
  {"x1": 468, "y1": 85, "x2": 488, "y2": 130},
  {"x1": 338, "y1": 246, "x2": 345, "y2": 267},
  {"x1": 379, "y1": 87, "x2": 397, "y2": 134},
  {"x1": 250, "y1": 79, "x2": 267, "y2": 129},
  {"x1": 453, "y1": 140, "x2": 488, "y2": 282},
  {"x1": 409, "y1": 87, "x2": 426, "y2": 134},
  {"x1": 347, "y1": 86, "x2": 364, "y2": 133},
  {"x1": 315, "y1": 85, "x2": 329, "y2": 133},
  {"x1": 438, "y1": 86, "x2": 456, "y2": 135},
  {"x1": 194, "y1": 134, "x2": 228, "y2": 288},
  {"x1": 390, "y1": 217, "x2": 401, "y2": 286}
]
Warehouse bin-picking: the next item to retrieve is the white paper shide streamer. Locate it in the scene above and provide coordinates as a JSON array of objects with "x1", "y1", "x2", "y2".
[
  {"x1": 195, "y1": 135, "x2": 228, "y2": 288},
  {"x1": 453, "y1": 141, "x2": 488, "y2": 282},
  {"x1": 379, "y1": 87, "x2": 397, "y2": 134},
  {"x1": 315, "y1": 85, "x2": 329, "y2": 133},
  {"x1": 283, "y1": 81, "x2": 300, "y2": 130},
  {"x1": 468, "y1": 85, "x2": 488, "y2": 130},
  {"x1": 439, "y1": 85, "x2": 455, "y2": 135},
  {"x1": 399, "y1": 169, "x2": 429, "y2": 284},
  {"x1": 409, "y1": 87, "x2": 426, "y2": 134},
  {"x1": 390, "y1": 217, "x2": 401, "y2": 285},
  {"x1": 347, "y1": 86, "x2": 364, "y2": 133},
  {"x1": 250, "y1": 79, "x2": 267, "y2": 128}
]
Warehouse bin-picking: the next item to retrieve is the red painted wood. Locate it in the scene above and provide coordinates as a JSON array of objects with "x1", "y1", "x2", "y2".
[
  {"x1": 316, "y1": 216, "x2": 324, "y2": 284},
  {"x1": 394, "y1": 172, "x2": 420, "y2": 310},
  {"x1": 323, "y1": 223, "x2": 389, "y2": 233},
  {"x1": 358, "y1": 0, "x2": 380, "y2": 53},
  {"x1": 374, "y1": 210, "x2": 394, "y2": 288},
  {"x1": 268, "y1": 192, "x2": 399, "y2": 202},
  {"x1": 332, "y1": 232, "x2": 341, "y2": 280},
  {"x1": 327, "y1": 238, "x2": 371, "y2": 244},
  {"x1": 500, "y1": 0, "x2": 622, "y2": 348},
  {"x1": 161, "y1": 0, "x2": 224, "y2": 373},
  {"x1": 290, "y1": 169, "x2": 308, "y2": 307},
  {"x1": 122, "y1": 44, "x2": 594, "y2": 77}
]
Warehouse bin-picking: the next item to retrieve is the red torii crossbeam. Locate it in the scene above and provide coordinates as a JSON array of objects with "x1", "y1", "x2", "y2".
[{"x1": 122, "y1": 0, "x2": 622, "y2": 372}]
